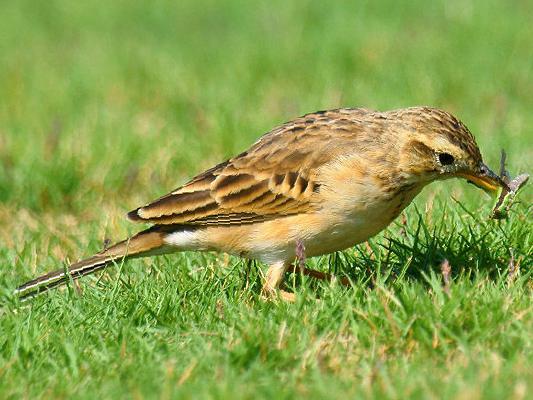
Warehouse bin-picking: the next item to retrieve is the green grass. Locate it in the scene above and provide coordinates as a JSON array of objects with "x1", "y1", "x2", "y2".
[{"x1": 1, "y1": 0, "x2": 532, "y2": 398}]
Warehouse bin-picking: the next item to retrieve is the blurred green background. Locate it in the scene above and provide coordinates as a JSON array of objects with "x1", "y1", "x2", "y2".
[
  {"x1": 0, "y1": 0, "x2": 531, "y2": 398},
  {"x1": 1, "y1": 0, "x2": 531, "y2": 216}
]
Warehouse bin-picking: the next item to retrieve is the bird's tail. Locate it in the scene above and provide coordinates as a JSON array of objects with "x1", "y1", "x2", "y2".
[{"x1": 15, "y1": 226, "x2": 171, "y2": 300}]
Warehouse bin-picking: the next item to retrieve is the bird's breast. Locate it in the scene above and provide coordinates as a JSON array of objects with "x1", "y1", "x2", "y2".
[{"x1": 303, "y1": 184, "x2": 421, "y2": 257}]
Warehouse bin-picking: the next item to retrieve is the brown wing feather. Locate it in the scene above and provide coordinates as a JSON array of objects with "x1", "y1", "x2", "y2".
[{"x1": 128, "y1": 108, "x2": 372, "y2": 226}]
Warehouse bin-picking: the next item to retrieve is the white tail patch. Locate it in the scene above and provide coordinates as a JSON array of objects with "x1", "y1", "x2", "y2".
[{"x1": 164, "y1": 230, "x2": 200, "y2": 250}]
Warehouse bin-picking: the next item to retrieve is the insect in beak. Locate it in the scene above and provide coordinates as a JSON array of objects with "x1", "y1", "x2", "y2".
[{"x1": 457, "y1": 163, "x2": 509, "y2": 195}]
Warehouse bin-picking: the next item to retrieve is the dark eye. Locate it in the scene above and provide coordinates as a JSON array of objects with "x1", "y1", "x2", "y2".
[{"x1": 438, "y1": 153, "x2": 455, "y2": 166}]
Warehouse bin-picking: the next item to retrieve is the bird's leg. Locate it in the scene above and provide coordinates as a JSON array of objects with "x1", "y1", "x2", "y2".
[
  {"x1": 286, "y1": 264, "x2": 351, "y2": 286},
  {"x1": 261, "y1": 261, "x2": 295, "y2": 302},
  {"x1": 291, "y1": 238, "x2": 351, "y2": 286}
]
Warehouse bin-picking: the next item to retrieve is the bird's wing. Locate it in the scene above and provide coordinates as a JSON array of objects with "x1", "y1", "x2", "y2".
[{"x1": 128, "y1": 109, "x2": 369, "y2": 226}]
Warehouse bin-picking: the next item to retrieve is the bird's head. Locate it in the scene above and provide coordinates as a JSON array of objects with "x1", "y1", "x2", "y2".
[{"x1": 394, "y1": 107, "x2": 507, "y2": 195}]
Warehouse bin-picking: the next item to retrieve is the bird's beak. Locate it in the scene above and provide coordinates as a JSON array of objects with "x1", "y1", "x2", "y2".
[{"x1": 457, "y1": 163, "x2": 509, "y2": 196}]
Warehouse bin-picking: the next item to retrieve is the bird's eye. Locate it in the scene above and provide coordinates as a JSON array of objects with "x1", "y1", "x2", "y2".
[{"x1": 438, "y1": 152, "x2": 455, "y2": 166}]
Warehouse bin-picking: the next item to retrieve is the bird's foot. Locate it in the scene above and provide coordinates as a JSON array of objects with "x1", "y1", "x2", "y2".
[
  {"x1": 260, "y1": 261, "x2": 296, "y2": 302},
  {"x1": 260, "y1": 287, "x2": 296, "y2": 302}
]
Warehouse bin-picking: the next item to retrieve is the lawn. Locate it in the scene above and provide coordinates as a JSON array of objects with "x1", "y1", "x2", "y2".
[{"x1": 0, "y1": 0, "x2": 532, "y2": 398}]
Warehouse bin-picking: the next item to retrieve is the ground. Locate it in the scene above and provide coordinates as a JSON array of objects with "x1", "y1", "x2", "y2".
[{"x1": 0, "y1": 0, "x2": 532, "y2": 398}]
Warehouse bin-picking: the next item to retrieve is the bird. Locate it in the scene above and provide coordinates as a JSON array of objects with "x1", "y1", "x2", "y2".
[{"x1": 15, "y1": 106, "x2": 506, "y2": 301}]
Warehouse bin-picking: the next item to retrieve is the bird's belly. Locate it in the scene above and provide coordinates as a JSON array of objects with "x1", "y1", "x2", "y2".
[
  {"x1": 303, "y1": 221, "x2": 383, "y2": 257},
  {"x1": 302, "y1": 206, "x2": 397, "y2": 257},
  {"x1": 303, "y1": 183, "x2": 423, "y2": 256}
]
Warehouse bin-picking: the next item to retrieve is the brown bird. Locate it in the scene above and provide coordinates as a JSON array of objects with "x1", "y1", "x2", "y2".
[{"x1": 16, "y1": 106, "x2": 506, "y2": 301}]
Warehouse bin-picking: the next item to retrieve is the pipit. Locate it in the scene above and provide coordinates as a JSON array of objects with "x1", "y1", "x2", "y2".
[{"x1": 16, "y1": 107, "x2": 506, "y2": 301}]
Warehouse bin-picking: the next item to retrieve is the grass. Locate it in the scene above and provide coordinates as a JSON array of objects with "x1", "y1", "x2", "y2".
[{"x1": 0, "y1": 0, "x2": 532, "y2": 398}]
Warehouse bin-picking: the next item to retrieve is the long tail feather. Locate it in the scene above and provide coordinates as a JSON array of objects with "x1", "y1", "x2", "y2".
[{"x1": 15, "y1": 226, "x2": 170, "y2": 300}]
